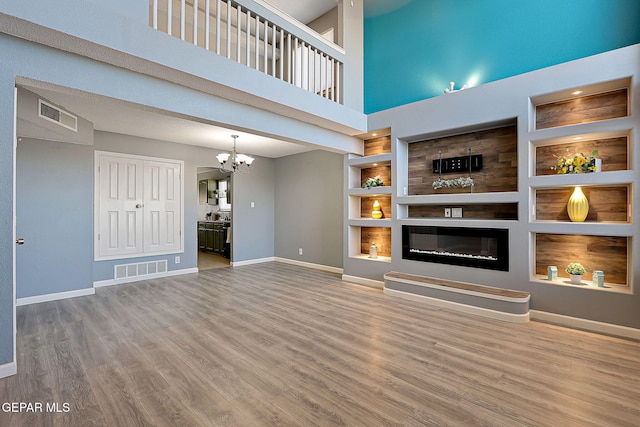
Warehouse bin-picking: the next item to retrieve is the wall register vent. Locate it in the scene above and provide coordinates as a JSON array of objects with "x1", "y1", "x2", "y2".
[
  {"x1": 114, "y1": 260, "x2": 168, "y2": 280},
  {"x1": 38, "y1": 99, "x2": 78, "y2": 132}
]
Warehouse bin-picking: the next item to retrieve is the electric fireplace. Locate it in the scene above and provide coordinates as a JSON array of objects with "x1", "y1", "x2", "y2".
[{"x1": 402, "y1": 225, "x2": 509, "y2": 271}]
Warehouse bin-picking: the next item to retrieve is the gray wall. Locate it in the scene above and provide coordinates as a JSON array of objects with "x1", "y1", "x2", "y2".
[
  {"x1": 274, "y1": 150, "x2": 343, "y2": 268},
  {"x1": 232, "y1": 157, "x2": 276, "y2": 262}
]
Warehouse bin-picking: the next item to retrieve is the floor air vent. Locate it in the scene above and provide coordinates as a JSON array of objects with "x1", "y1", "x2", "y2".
[{"x1": 114, "y1": 260, "x2": 168, "y2": 280}]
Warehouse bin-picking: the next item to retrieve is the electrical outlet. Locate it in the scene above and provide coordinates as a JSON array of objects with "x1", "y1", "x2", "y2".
[
  {"x1": 175, "y1": 256, "x2": 180, "y2": 264},
  {"x1": 452, "y1": 207, "x2": 463, "y2": 218},
  {"x1": 444, "y1": 208, "x2": 451, "y2": 218},
  {"x1": 298, "y1": 248, "x2": 303, "y2": 255}
]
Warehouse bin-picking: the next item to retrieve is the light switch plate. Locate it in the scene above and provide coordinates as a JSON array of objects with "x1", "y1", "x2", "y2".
[
  {"x1": 452, "y1": 207, "x2": 463, "y2": 218},
  {"x1": 444, "y1": 208, "x2": 451, "y2": 217}
]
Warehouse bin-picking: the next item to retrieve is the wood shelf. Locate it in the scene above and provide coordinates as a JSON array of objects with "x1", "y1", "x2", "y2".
[
  {"x1": 348, "y1": 153, "x2": 392, "y2": 168},
  {"x1": 531, "y1": 275, "x2": 630, "y2": 294},
  {"x1": 349, "y1": 186, "x2": 392, "y2": 197}
]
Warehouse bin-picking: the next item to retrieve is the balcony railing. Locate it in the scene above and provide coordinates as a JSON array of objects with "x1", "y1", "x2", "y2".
[{"x1": 149, "y1": 0, "x2": 343, "y2": 103}]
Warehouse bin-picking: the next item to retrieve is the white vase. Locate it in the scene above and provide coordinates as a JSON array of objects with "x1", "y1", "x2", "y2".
[{"x1": 570, "y1": 274, "x2": 583, "y2": 285}]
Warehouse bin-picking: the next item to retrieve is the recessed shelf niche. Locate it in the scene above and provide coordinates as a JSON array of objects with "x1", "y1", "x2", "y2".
[
  {"x1": 360, "y1": 226, "x2": 391, "y2": 258},
  {"x1": 535, "y1": 185, "x2": 630, "y2": 223},
  {"x1": 535, "y1": 135, "x2": 629, "y2": 176},
  {"x1": 408, "y1": 123, "x2": 518, "y2": 195},
  {"x1": 361, "y1": 196, "x2": 392, "y2": 219},
  {"x1": 534, "y1": 79, "x2": 630, "y2": 130},
  {"x1": 535, "y1": 233, "x2": 628, "y2": 286},
  {"x1": 408, "y1": 203, "x2": 518, "y2": 220}
]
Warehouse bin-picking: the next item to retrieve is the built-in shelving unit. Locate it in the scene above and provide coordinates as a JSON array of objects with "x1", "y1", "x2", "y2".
[
  {"x1": 528, "y1": 78, "x2": 633, "y2": 292},
  {"x1": 344, "y1": 45, "x2": 639, "y2": 332},
  {"x1": 347, "y1": 133, "x2": 393, "y2": 262}
]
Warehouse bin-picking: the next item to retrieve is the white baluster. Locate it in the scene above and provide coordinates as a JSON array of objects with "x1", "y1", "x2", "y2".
[
  {"x1": 246, "y1": 10, "x2": 251, "y2": 67},
  {"x1": 204, "y1": 0, "x2": 210, "y2": 50},
  {"x1": 152, "y1": 0, "x2": 158, "y2": 29},
  {"x1": 193, "y1": 0, "x2": 198, "y2": 45},
  {"x1": 215, "y1": 0, "x2": 221, "y2": 54},
  {"x1": 180, "y1": 0, "x2": 186, "y2": 40},
  {"x1": 168, "y1": 0, "x2": 173, "y2": 36},
  {"x1": 226, "y1": 0, "x2": 231, "y2": 59}
]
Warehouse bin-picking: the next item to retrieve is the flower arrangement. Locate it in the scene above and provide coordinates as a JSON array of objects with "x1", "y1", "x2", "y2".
[
  {"x1": 565, "y1": 262, "x2": 586, "y2": 275},
  {"x1": 552, "y1": 150, "x2": 598, "y2": 174},
  {"x1": 363, "y1": 176, "x2": 385, "y2": 188},
  {"x1": 432, "y1": 177, "x2": 474, "y2": 190}
]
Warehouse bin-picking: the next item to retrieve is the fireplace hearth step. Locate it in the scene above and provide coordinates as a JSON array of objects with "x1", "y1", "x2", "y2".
[{"x1": 383, "y1": 272, "x2": 530, "y2": 323}]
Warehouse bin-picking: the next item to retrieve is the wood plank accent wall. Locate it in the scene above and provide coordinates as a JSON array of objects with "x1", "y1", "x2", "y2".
[
  {"x1": 535, "y1": 234, "x2": 628, "y2": 285},
  {"x1": 360, "y1": 227, "x2": 391, "y2": 257},
  {"x1": 536, "y1": 89, "x2": 628, "y2": 130},
  {"x1": 364, "y1": 135, "x2": 391, "y2": 156},
  {"x1": 361, "y1": 165, "x2": 392, "y2": 187},
  {"x1": 408, "y1": 203, "x2": 518, "y2": 220},
  {"x1": 361, "y1": 196, "x2": 392, "y2": 219},
  {"x1": 536, "y1": 137, "x2": 628, "y2": 176},
  {"x1": 408, "y1": 125, "x2": 518, "y2": 195},
  {"x1": 536, "y1": 186, "x2": 629, "y2": 222}
]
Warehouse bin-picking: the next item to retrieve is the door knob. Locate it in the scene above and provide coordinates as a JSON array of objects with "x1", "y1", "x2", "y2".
[
  {"x1": 16, "y1": 238, "x2": 25, "y2": 245},
  {"x1": 136, "y1": 203, "x2": 144, "y2": 209}
]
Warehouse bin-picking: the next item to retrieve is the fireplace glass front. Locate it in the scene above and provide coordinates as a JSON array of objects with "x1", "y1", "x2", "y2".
[{"x1": 402, "y1": 225, "x2": 509, "y2": 271}]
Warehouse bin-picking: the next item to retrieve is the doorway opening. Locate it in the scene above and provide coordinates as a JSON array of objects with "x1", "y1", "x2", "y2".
[{"x1": 197, "y1": 167, "x2": 232, "y2": 271}]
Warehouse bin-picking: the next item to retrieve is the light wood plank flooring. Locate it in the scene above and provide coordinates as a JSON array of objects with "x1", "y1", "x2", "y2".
[
  {"x1": 198, "y1": 251, "x2": 230, "y2": 271},
  {"x1": 1, "y1": 262, "x2": 640, "y2": 426}
]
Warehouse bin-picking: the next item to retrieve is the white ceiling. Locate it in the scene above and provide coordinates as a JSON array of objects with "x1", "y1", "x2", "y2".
[
  {"x1": 265, "y1": 0, "x2": 338, "y2": 24},
  {"x1": 21, "y1": 84, "x2": 313, "y2": 159}
]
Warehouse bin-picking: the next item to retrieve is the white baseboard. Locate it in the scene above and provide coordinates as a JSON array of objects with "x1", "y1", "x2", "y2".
[
  {"x1": 385, "y1": 287, "x2": 530, "y2": 324},
  {"x1": 530, "y1": 310, "x2": 640, "y2": 340},
  {"x1": 231, "y1": 257, "x2": 275, "y2": 267},
  {"x1": 94, "y1": 267, "x2": 198, "y2": 288},
  {"x1": 342, "y1": 275, "x2": 384, "y2": 289},
  {"x1": 16, "y1": 287, "x2": 95, "y2": 306},
  {"x1": 274, "y1": 257, "x2": 343, "y2": 275},
  {"x1": 0, "y1": 361, "x2": 17, "y2": 379}
]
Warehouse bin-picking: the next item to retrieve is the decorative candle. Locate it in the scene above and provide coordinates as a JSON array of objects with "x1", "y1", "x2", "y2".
[{"x1": 593, "y1": 270, "x2": 605, "y2": 287}]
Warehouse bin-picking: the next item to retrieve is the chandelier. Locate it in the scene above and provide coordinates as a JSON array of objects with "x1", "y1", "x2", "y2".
[{"x1": 216, "y1": 135, "x2": 254, "y2": 173}]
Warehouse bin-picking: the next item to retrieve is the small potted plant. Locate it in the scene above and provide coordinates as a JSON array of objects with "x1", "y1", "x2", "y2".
[
  {"x1": 565, "y1": 262, "x2": 587, "y2": 285},
  {"x1": 363, "y1": 175, "x2": 385, "y2": 189}
]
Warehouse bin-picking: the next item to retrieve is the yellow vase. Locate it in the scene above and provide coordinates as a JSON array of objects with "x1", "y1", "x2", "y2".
[
  {"x1": 567, "y1": 186, "x2": 589, "y2": 222},
  {"x1": 371, "y1": 200, "x2": 383, "y2": 219}
]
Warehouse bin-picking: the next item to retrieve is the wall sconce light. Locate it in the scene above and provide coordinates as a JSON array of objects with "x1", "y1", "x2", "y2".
[{"x1": 444, "y1": 81, "x2": 467, "y2": 94}]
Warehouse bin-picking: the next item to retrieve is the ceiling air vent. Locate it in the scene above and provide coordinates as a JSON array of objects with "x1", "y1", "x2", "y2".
[{"x1": 38, "y1": 99, "x2": 78, "y2": 132}]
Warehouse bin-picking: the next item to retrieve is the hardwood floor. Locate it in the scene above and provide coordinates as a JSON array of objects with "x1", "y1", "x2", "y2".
[
  {"x1": 198, "y1": 251, "x2": 231, "y2": 271},
  {"x1": 2, "y1": 262, "x2": 640, "y2": 426}
]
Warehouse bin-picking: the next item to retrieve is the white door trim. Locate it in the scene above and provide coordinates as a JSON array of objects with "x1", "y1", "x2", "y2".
[{"x1": 10, "y1": 86, "x2": 17, "y2": 377}]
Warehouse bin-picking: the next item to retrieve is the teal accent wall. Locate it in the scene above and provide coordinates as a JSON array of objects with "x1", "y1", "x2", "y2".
[{"x1": 364, "y1": 0, "x2": 640, "y2": 113}]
